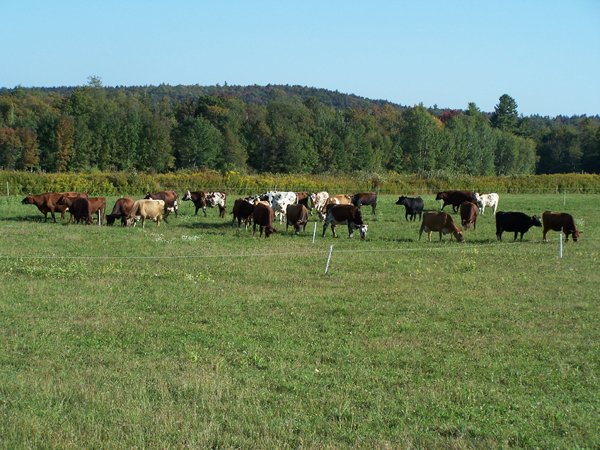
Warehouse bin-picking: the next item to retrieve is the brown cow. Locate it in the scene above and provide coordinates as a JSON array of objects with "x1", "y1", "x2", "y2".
[
  {"x1": 252, "y1": 202, "x2": 275, "y2": 238},
  {"x1": 435, "y1": 190, "x2": 477, "y2": 212},
  {"x1": 460, "y1": 201, "x2": 478, "y2": 230},
  {"x1": 542, "y1": 211, "x2": 580, "y2": 242},
  {"x1": 56, "y1": 196, "x2": 93, "y2": 224},
  {"x1": 351, "y1": 192, "x2": 378, "y2": 215},
  {"x1": 285, "y1": 204, "x2": 308, "y2": 234},
  {"x1": 182, "y1": 190, "x2": 227, "y2": 217},
  {"x1": 21, "y1": 192, "x2": 87, "y2": 222},
  {"x1": 107, "y1": 197, "x2": 134, "y2": 226},
  {"x1": 145, "y1": 190, "x2": 178, "y2": 218},
  {"x1": 322, "y1": 204, "x2": 368, "y2": 239},
  {"x1": 295, "y1": 192, "x2": 310, "y2": 208},
  {"x1": 419, "y1": 212, "x2": 464, "y2": 242}
]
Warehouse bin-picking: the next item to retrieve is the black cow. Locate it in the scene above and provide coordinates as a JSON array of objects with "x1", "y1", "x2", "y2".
[
  {"x1": 495, "y1": 211, "x2": 542, "y2": 241},
  {"x1": 351, "y1": 192, "x2": 377, "y2": 215},
  {"x1": 435, "y1": 190, "x2": 477, "y2": 212},
  {"x1": 231, "y1": 198, "x2": 254, "y2": 229},
  {"x1": 322, "y1": 204, "x2": 368, "y2": 239},
  {"x1": 395, "y1": 196, "x2": 424, "y2": 221}
]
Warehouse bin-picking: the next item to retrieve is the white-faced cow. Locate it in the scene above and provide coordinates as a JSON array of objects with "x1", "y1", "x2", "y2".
[
  {"x1": 127, "y1": 199, "x2": 165, "y2": 228},
  {"x1": 395, "y1": 196, "x2": 424, "y2": 221},
  {"x1": 182, "y1": 190, "x2": 227, "y2": 217},
  {"x1": 145, "y1": 190, "x2": 178, "y2": 218},
  {"x1": 322, "y1": 204, "x2": 368, "y2": 239},
  {"x1": 474, "y1": 192, "x2": 499, "y2": 215},
  {"x1": 285, "y1": 204, "x2": 309, "y2": 235},
  {"x1": 351, "y1": 192, "x2": 377, "y2": 216},
  {"x1": 495, "y1": 211, "x2": 541, "y2": 241},
  {"x1": 419, "y1": 211, "x2": 464, "y2": 242},
  {"x1": 542, "y1": 211, "x2": 580, "y2": 242}
]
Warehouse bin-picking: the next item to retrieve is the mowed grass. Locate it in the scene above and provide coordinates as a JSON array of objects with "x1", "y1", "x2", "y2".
[{"x1": 0, "y1": 193, "x2": 598, "y2": 448}]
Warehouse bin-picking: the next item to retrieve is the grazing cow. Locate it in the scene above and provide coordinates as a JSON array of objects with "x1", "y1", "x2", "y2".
[
  {"x1": 107, "y1": 197, "x2": 134, "y2": 226},
  {"x1": 21, "y1": 192, "x2": 87, "y2": 222},
  {"x1": 460, "y1": 201, "x2": 478, "y2": 230},
  {"x1": 127, "y1": 199, "x2": 165, "y2": 228},
  {"x1": 322, "y1": 204, "x2": 368, "y2": 239},
  {"x1": 495, "y1": 211, "x2": 541, "y2": 241},
  {"x1": 295, "y1": 192, "x2": 310, "y2": 208},
  {"x1": 435, "y1": 190, "x2": 477, "y2": 212},
  {"x1": 260, "y1": 191, "x2": 297, "y2": 224},
  {"x1": 419, "y1": 212, "x2": 464, "y2": 242},
  {"x1": 542, "y1": 211, "x2": 580, "y2": 242},
  {"x1": 252, "y1": 202, "x2": 275, "y2": 238},
  {"x1": 351, "y1": 192, "x2": 378, "y2": 215},
  {"x1": 56, "y1": 196, "x2": 92, "y2": 224},
  {"x1": 474, "y1": 192, "x2": 500, "y2": 215},
  {"x1": 395, "y1": 196, "x2": 424, "y2": 221},
  {"x1": 231, "y1": 198, "x2": 254, "y2": 229},
  {"x1": 285, "y1": 204, "x2": 309, "y2": 235},
  {"x1": 320, "y1": 194, "x2": 351, "y2": 219},
  {"x1": 145, "y1": 190, "x2": 178, "y2": 217}
]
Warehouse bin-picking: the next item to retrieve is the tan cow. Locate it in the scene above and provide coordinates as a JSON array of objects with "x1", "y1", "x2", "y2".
[
  {"x1": 419, "y1": 212, "x2": 464, "y2": 242},
  {"x1": 127, "y1": 199, "x2": 165, "y2": 228}
]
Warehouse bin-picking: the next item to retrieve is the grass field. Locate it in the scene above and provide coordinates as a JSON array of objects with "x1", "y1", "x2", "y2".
[{"x1": 1, "y1": 193, "x2": 598, "y2": 448}]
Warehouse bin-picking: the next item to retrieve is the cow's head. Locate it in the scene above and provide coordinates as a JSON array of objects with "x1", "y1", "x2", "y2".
[
  {"x1": 182, "y1": 190, "x2": 192, "y2": 201},
  {"x1": 573, "y1": 230, "x2": 581, "y2": 242},
  {"x1": 21, "y1": 195, "x2": 34, "y2": 204},
  {"x1": 454, "y1": 230, "x2": 465, "y2": 242},
  {"x1": 532, "y1": 215, "x2": 542, "y2": 227},
  {"x1": 265, "y1": 226, "x2": 275, "y2": 238},
  {"x1": 435, "y1": 192, "x2": 446, "y2": 201},
  {"x1": 144, "y1": 192, "x2": 153, "y2": 200},
  {"x1": 395, "y1": 196, "x2": 407, "y2": 206},
  {"x1": 358, "y1": 224, "x2": 368, "y2": 240}
]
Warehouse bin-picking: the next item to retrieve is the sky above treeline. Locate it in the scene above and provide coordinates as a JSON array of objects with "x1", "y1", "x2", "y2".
[{"x1": 1, "y1": 0, "x2": 599, "y2": 117}]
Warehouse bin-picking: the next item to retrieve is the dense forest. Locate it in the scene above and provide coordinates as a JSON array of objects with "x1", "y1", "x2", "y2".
[{"x1": 1, "y1": 79, "x2": 598, "y2": 175}]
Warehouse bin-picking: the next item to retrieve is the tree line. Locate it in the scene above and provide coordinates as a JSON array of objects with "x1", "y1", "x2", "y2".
[{"x1": 0, "y1": 81, "x2": 598, "y2": 175}]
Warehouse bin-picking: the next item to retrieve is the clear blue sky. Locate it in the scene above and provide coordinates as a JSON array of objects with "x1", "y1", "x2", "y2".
[{"x1": 2, "y1": 0, "x2": 599, "y2": 117}]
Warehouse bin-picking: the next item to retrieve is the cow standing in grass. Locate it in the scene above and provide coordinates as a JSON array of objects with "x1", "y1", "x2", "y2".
[
  {"x1": 395, "y1": 196, "x2": 424, "y2": 222},
  {"x1": 542, "y1": 211, "x2": 580, "y2": 242},
  {"x1": 419, "y1": 212, "x2": 464, "y2": 242}
]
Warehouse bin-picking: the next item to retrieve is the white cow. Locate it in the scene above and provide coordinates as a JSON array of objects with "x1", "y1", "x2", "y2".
[
  {"x1": 309, "y1": 191, "x2": 329, "y2": 216},
  {"x1": 260, "y1": 191, "x2": 297, "y2": 223},
  {"x1": 474, "y1": 192, "x2": 499, "y2": 215},
  {"x1": 127, "y1": 199, "x2": 165, "y2": 228}
]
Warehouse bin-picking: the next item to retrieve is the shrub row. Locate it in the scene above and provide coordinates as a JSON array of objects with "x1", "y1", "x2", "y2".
[{"x1": 3, "y1": 170, "x2": 600, "y2": 197}]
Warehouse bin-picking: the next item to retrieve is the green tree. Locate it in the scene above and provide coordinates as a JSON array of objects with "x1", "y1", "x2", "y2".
[{"x1": 491, "y1": 94, "x2": 518, "y2": 132}]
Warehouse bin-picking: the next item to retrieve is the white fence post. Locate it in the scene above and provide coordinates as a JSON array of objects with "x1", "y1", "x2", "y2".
[
  {"x1": 312, "y1": 222, "x2": 317, "y2": 244},
  {"x1": 559, "y1": 231, "x2": 563, "y2": 258},
  {"x1": 325, "y1": 245, "x2": 334, "y2": 274}
]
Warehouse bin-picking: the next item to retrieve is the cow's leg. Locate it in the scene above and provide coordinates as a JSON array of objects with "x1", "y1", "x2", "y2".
[
  {"x1": 331, "y1": 224, "x2": 337, "y2": 238},
  {"x1": 347, "y1": 223, "x2": 354, "y2": 238},
  {"x1": 322, "y1": 222, "x2": 328, "y2": 237},
  {"x1": 439, "y1": 231, "x2": 443, "y2": 241},
  {"x1": 543, "y1": 228, "x2": 548, "y2": 242},
  {"x1": 195, "y1": 206, "x2": 200, "y2": 216},
  {"x1": 372, "y1": 204, "x2": 376, "y2": 216},
  {"x1": 419, "y1": 225, "x2": 424, "y2": 240},
  {"x1": 202, "y1": 207, "x2": 207, "y2": 217}
]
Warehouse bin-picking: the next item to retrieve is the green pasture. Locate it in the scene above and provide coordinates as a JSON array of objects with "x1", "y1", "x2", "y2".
[{"x1": 1, "y1": 193, "x2": 598, "y2": 448}]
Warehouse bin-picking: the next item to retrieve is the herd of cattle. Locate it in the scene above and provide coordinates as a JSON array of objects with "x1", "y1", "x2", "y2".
[{"x1": 20, "y1": 189, "x2": 581, "y2": 243}]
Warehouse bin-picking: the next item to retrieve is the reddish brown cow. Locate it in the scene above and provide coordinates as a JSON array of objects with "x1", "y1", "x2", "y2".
[
  {"x1": 542, "y1": 211, "x2": 580, "y2": 242},
  {"x1": 145, "y1": 190, "x2": 178, "y2": 217},
  {"x1": 252, "y1": 202, "x2": 275, "y2": 238},
  {"x1": 460, "y1": 201, "x2": 478, "y2": 230},
  {"x1": 285, "y1": 204, "x2": 308, "y2": 234},
  {"x1": 21, "y1": 192, "x2": 87, "y2": 222},
  {"x1": 87, "y1": 197, "x2": 107, "y2": 224},
  {"x1": 419, "y1": 212, "x2": 464, "y2": 242},
  {"x1": 435, "y1": 190, "x2": 477, "y2": 212},
  {"x1": 107, "y1": 197, "x2": 134, "y2": 226}
]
